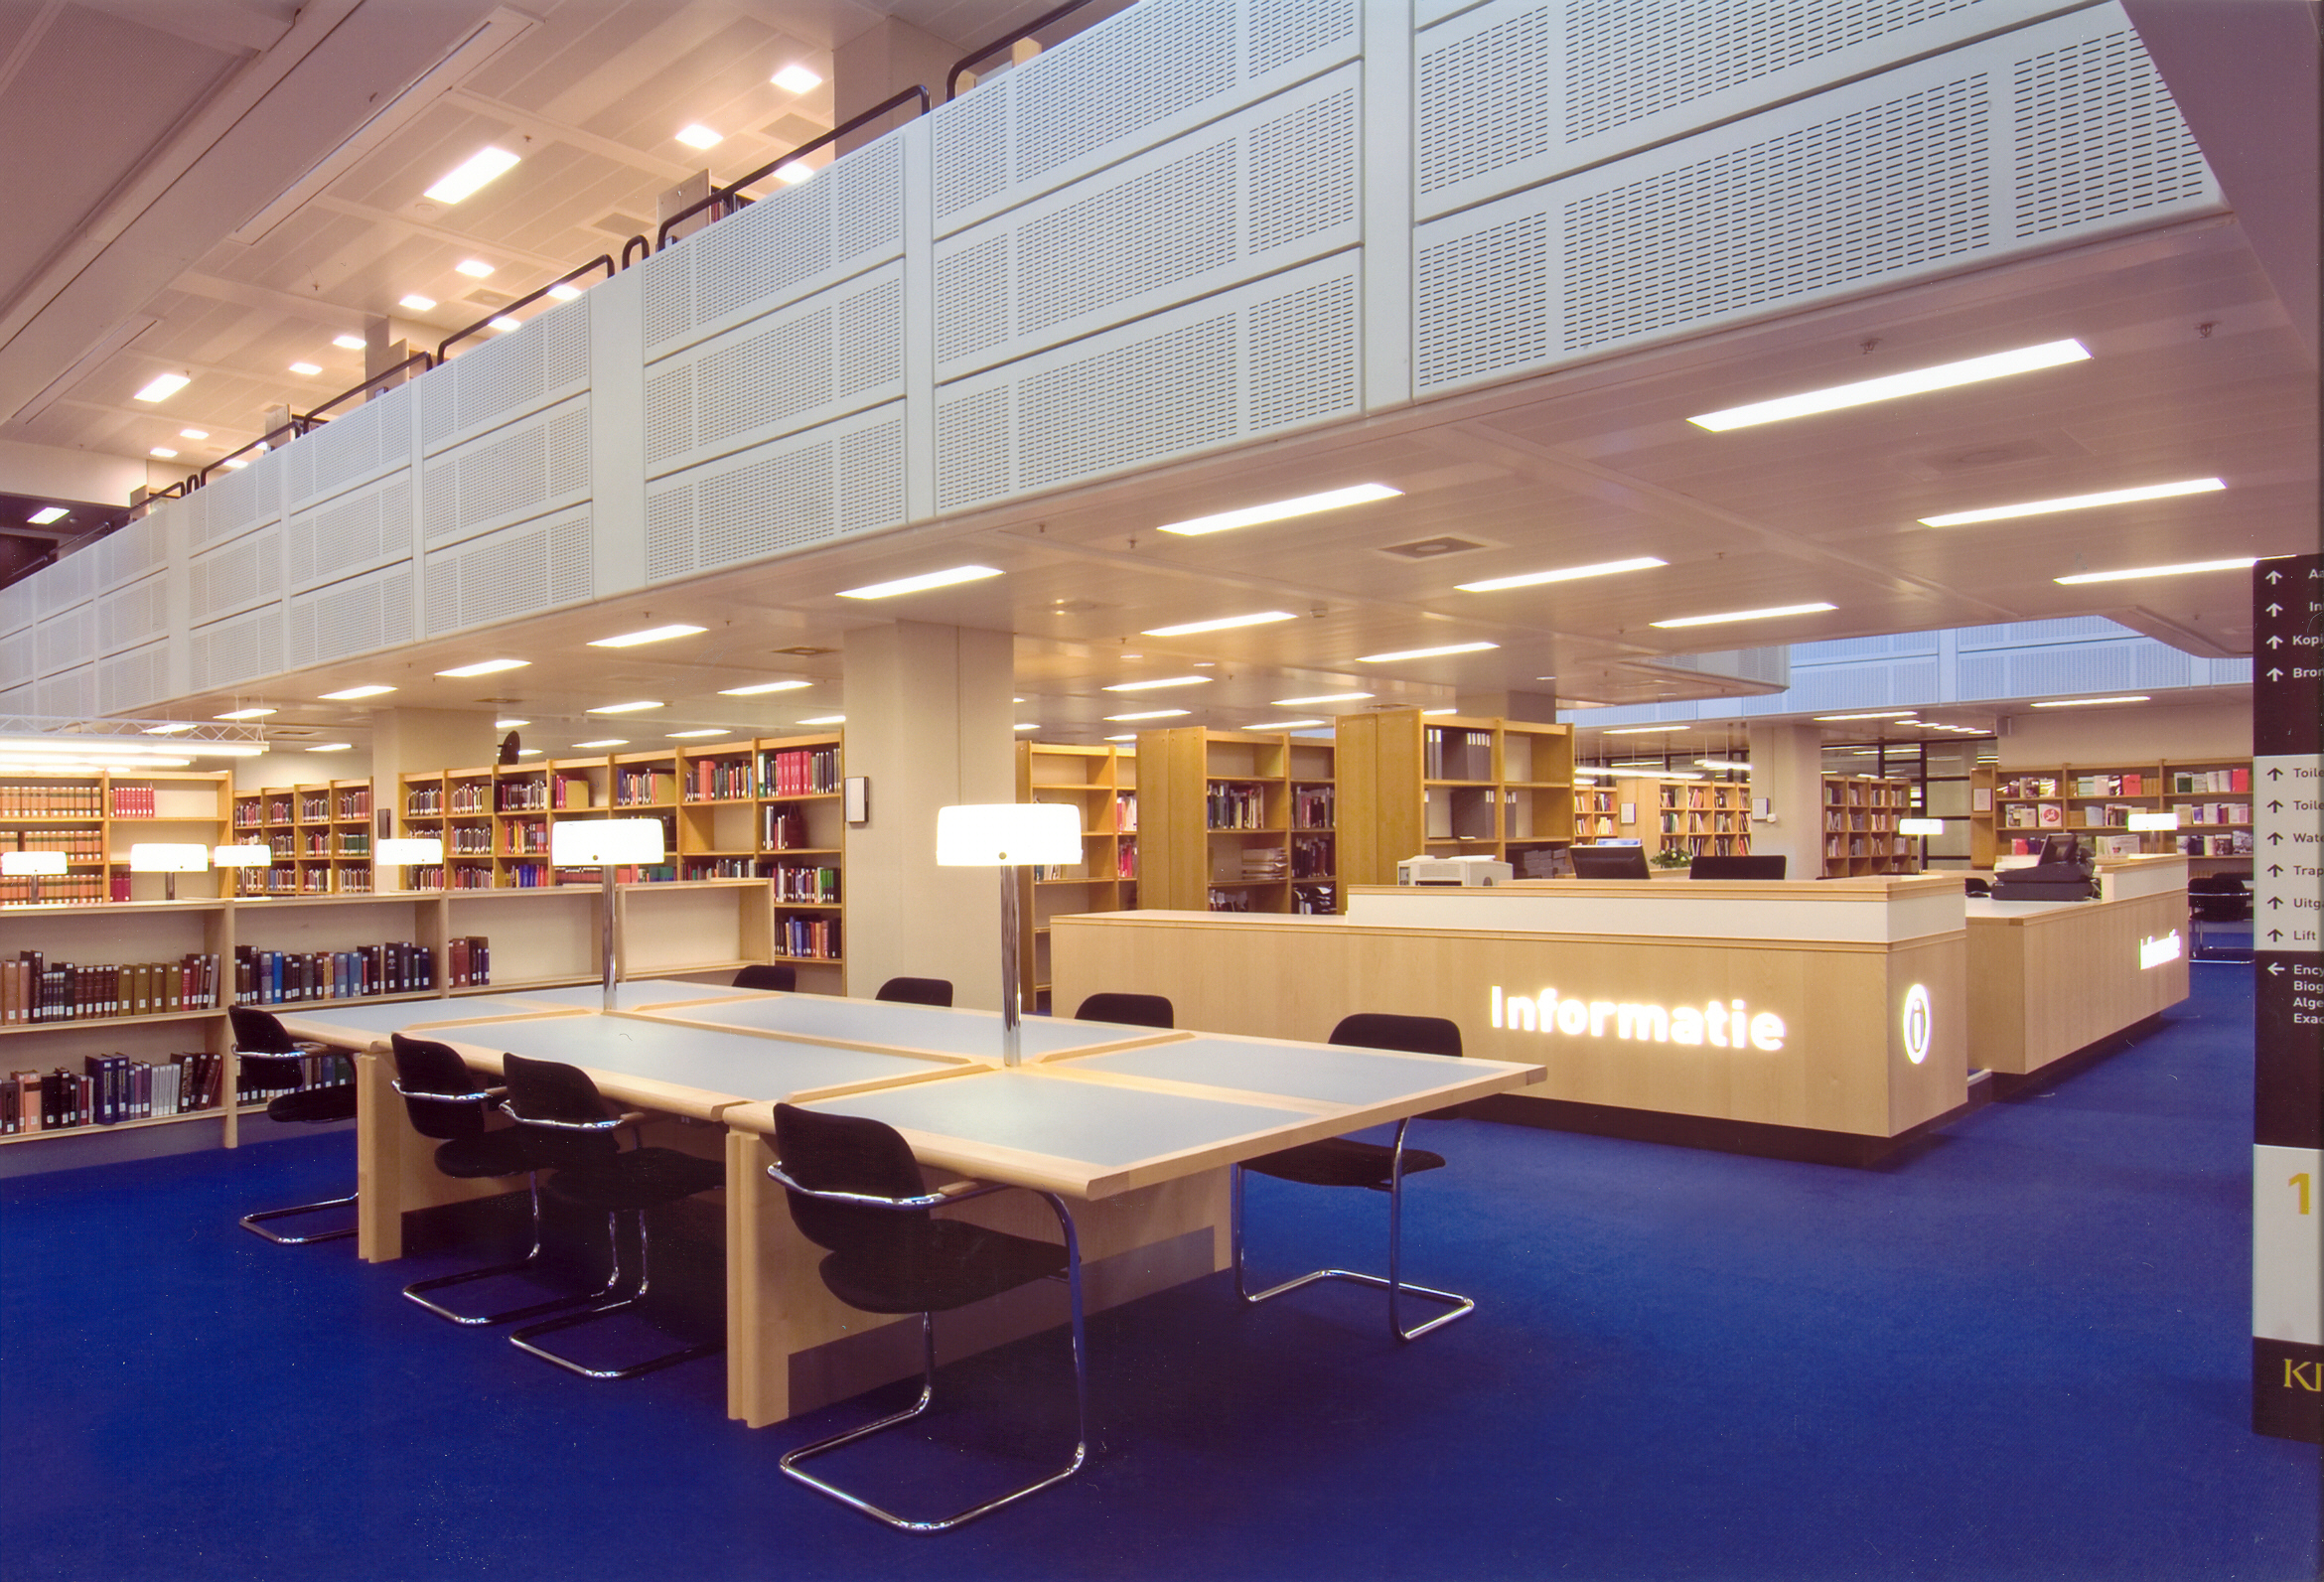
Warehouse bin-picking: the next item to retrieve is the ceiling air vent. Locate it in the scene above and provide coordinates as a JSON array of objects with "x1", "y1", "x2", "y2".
[
  {"x1": 591, "y1": 212, "x2": 651, "y2": 237},
  {"x1": 465, "y1": 289, "x2": 513, "y2": 308},
  {"x1": 1377, "y1": 535, "x2": 1490, "y2": 560},
  {"x1": 776, "y1": 646, "x2": 835, "y2": 656}
]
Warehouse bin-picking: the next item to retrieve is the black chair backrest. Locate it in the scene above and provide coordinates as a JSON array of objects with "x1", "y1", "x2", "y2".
[
  {"x1": 229, "y1": 1005, "x2": 300, "y2": 1054},
  {"x1": 391, "y1": 1034, "x2": 492, "y2": 1141},
  {"x1": 774, "y1": 1102, "x2": 930, "y2": 1260},
  {"x1": 733, "y1": 963, "x2": 798, "y2": 992},
  {"x1": 1074, "y1": 992, "x2": 1173, "y2": 1029},
  {"x1": 1328, "y1": 1013, "x2": 1462, "y2": 1060},
  {"x1": 501, "y1": 1053, "x2": 622, "y2": 1169},
  {"x1": 875, "y1": 976, "x2": 952, "y2": 1007},
  {"x1": 1569, "y1": 846, "x2": 1651, "y2": 879}
]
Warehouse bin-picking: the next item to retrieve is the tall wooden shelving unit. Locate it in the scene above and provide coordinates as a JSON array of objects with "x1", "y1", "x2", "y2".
[
  {"x1": 1978, "y1": 758, "x2": 2253, "y2": 873},
  {"x1": 1136, "y1": 728, "x2": 1336, "y2": 914},
  {"x1": 1648, "y1": 779, "x2": 1754, "y2": 861},
  {"x1": 1821, "y1": 775, "x2": 1915, "y2": 876},
  {"x1": 1015, "y1": 740, "x2": 1138, "y2": 1009},
  {"x1": 1334, "y1": 710, "x2": 1573, "y2": 884},
  {"x1": 1, "y1": 769, "x2": 232, "y2": 907}
]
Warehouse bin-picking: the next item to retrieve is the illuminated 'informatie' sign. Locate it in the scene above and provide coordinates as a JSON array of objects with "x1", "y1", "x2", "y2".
[{"x1": 1491, "y1": 985, "x2": 1786, "y2": 1051}]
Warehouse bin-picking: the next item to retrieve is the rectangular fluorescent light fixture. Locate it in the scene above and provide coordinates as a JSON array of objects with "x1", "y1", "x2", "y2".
[
  {"x1": 589, "y1": 623, "x2": 705, "y2": 648},
  {"x1": 149, "y1": 447, "x2": 177, "y2": 459},
  {"x1": 837, "y1": 565, "x2": 1001, "y2": 600},
  {"x1": 1014, "y1": 722, "x2": 1040, "y2": 731},
  {"x1": 1814, "y1": 710, "x2": 1918, "y2": 721},
  {"x1": 319, "y1": 684, "x2": 395, "y2": 700},
  {"x1": 436, "y1": 658, "x2": 529, "y2": 677},
  {"x1": 133, "y1": 373, "x2": 189, "y2": 402},
  {"x1": 1456, "y1": 556, "x2": 1667, "y2": 593},
  {"x1": 424, "y1": 146, "x2": 520, "y2": 205},
  {"x1": 719, "y1": 680, "x2": 810, "y2": 696},
  {"x1": 1142, "y1": 611, "x2": 1296, "y2": 637},
  {"x1": 2029, "y1": 695, "x2": 2149, "y2": 708},
  {"x1": 495, "y1": 719, "x2": 528, "y2": 730},
  {"x1": 179, "y1": 427, "x2": 209, "y2": 440},
  {"x1": 1102, "y1": 675, "x2": 1212, "y2": 692},
  {"x1": 214, "y1": 707, "x2": 274, "y2": 720},
  {"x1": 587, "y1": 700, "x2": 663, "y2": 714},
  {"x1": 27, "y1": 506, "x2": 68, "y2": 524},
  {"x1": 1157, "y1": 483, "x2": 1401, "y2": 537},
  {"x1": 1604, "y1": 725, "x2": 1685, "y2": 735},
  {"x1": 331, "y1": 334, "x2": 365, "y2": 351},
  {"x1": 1104, "y1": 709, "x2": 1190, "y2": 721},
  {"x1": 1272, "y1": 692, "x2": 1371, "y2": 706},
  {"x1": 773, "y1": 64, "x2": 821, "y2": 92},
  {"x1": 1652, "y1": 603, "x2": 1834, "y2": 629},
  {"x1": 517, "y1": 748, "x2": 544, "y2": 757},
  {"x1": 1249, "y1": 719, "x2": 1325, "y2": 731},
  {"x1": 490, "y1": 316, "x2": 521, "y2": 333},
  {"x1": 1356, "y1": 642, "x2": 1499, "y2": 662},
  {"x1": 775, "y1": 162, "x2": 814, "y2": 184},
  {"x1": 455, "y1": 259, "x2": 496, "y2": 278},
  {"x1": 221, "y1": 457, "x2": 249, "y2": 470},
  {"x1": 1103, "y1": 734, "x2": 1137, "y2": 742},
  {"x1": 398, "y1": 294, "x2": 436, "y2": 313},
  {"x1": 143, "y1": 722, "x2": 197, "y2": 734},
  {"x1": 305, "y1": 743, "x2": 353, "y2": 753},
  {"x1": 1688, "y1": 339, "x2": 2091, "y2": 431},
  {"x1": 1693, "y1": 759, "x2": 1750, "y2": 770},
  {"x1": 1921, "y1": 477, "x2": 2224, "y2": 527},
  {"x1": 573, "y1": 738, "x2": 628, "y2": 749},
  {"x1": 797, "y1": 715, "x2": 845, "y2": 725},
  {"x1": 666, "y1": 729, "x2": 732, "y2": 739},
  {"x1": 675, "y1": 123, "x2": 722, "y2": 149},
  {"x1": 2055, "y1": 556, "x2": 2257, "y2": 585},
  {"x1": 1420, "y1": 708, "x2": 1459, "y2": 716},
  {"x1": 288, "y1": 361, "x2": 321, "y2": 377},
  {"x1": 546, "y1": 283, "x2": 584, "y2": 302}
]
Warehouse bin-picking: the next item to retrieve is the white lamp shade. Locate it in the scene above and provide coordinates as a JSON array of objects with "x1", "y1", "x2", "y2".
[
  {"x1": 550, "y1": 818, "x2": 665, "y2": 866},
  {"x1": 130, "y1": 842, "x2": 212, "y2": 873},
  {"x1": 2126, "y1": 810, "x2": 2180, "y2": 831},
  {"x1": 375, "y1": 837, "x2": 445, "y2": 865},
  {"x1": 212, "y1": 843, "x2": 272, "y2": 868},
  {"x1": 1897, "y1": 818, "x2": 1944, "y2": 835},
  {"x1": 1, "y1": 850, "x2": 67, "y2": 877},
  {"x1": 936, "y1": 802, "x2": 1082, "y2": 866}
]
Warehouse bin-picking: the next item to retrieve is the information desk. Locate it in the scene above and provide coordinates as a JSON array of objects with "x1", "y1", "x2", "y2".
[
  {"x1": 281, "y1": 985, "x2": 1542, "y2": 1428},
  {"x1": 1052, "y1": 875, "x2": 1968, "y2": 1146},
  {"x1": 1966, "y1": 855, "x2": 2191, "y2": 1074}
]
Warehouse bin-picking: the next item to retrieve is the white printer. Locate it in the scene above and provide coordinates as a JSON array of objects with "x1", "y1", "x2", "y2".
[{"x1": 1395, "y1": 854, "x2": 1512, "y2": 887}]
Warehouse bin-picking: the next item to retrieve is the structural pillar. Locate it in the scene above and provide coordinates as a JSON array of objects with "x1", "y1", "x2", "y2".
[
  {"x1": 370, "y1": 707, "x2": 498, "y2": 834},
  {"x1": 1455, "y1": 689, "x2": 1558, "y2": 723},
  {"x1": 1745, "y1": 722, "x2": 1826, "y2": 876}
]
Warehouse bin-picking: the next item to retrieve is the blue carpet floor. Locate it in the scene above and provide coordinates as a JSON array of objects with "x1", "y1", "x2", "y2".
[{"x1": 2, "y1": 961, "x2": 2315, "y2": 1581}]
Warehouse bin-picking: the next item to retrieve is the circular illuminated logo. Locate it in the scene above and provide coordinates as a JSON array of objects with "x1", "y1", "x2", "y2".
[{"x1": 1901, "y1": 983, "x2": 1933, "y2": 1066}]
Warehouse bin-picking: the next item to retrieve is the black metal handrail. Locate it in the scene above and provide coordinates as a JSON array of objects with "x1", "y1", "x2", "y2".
[
  {"x1": 200, "y1": 413, "x2": 321, "y2": 487},
  {"x1": 620, "y1": 233, "x2": 651, "y2": 269},
  {"x1": 654, "y1": 84, "x2": 931, "y2": 252},
  {"x1": 302, "y1": 351, "x2": 435, "y2": 426},
  {"x1": 438, "y1": 254, "x2": 614, "y2": 363},
  {"x1": 945, "y1": 0, "x2": 1108, "y2": 99}
]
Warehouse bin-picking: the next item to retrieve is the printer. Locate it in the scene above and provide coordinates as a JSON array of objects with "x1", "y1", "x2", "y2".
[{"x1": 1396, "y1": 854, "x2": 1512, "y2": 887}]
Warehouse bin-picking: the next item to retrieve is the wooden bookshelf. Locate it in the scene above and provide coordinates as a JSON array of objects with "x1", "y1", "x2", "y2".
[
  {"x1": 1015, "y1": 740, "x2": 1138, "y2": 1008},
  {"x1": 1334, "y1": 710, "x2": 1573, "y2": 884},
  {"x1": 1136, "y1": 728, "x2": 1335, "y2": 916},
  {"x1": 1978, "y1": 758, "x2": 2253, "y2": 872},
  {"x1": 1822, "y1": 775, "x2": 1915, "y2": 876},
  {"x1": 0, "y1": 769, "x2": 232, "y2": 908},
  {"x1": 1648, "y1": 778, "x2": 1754, "y2": 862}
]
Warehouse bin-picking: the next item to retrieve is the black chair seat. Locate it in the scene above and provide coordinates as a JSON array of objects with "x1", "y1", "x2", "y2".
[
  {"x1": 432, "y1": 1129, "x2": 539, "y2": 1180},
  {"x1": 266, "y1": 1082, "x2": 358, "y2": 1125},
  {"x1": 817, "y1": 1220, "x2": 1068, "y2": 1315},
  {"x1": 539, "y1": 1146, "x2": 724, "y2": 1213},
  {"x1": 1243, "y1": 1134, "x2": 1446, "y2": 1189}
]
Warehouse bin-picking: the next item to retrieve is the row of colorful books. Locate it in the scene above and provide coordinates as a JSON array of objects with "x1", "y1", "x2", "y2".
[
  {"x1": 228, "y1": 940, "x2": 463, "y2": 1004},
  {"x1": 1, "y1": 952, "x2": 219, "y2": 1024},
  {"x1": 777, "y1": 916, "x2": 839, "y2": 960},
  {"x1": 0, "y1": 783, "x2": 103, "y2": 816},
  {"x1": 3, "y1": 1053, "x2": 223, "y2": 1132}
]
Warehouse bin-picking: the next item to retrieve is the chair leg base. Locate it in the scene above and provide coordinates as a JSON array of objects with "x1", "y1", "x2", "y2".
[
  {"x1": 401, "y1": 1258, "x2": 616, "y2": 1328},
  {"x1": 238, "y1": 1193, "x2": 358, "y2": 1245},
  {"x1": 507, "y1": 1291, "x2": 723, "y2": 1379},
  {"x1": 1236, "y1": 1264, "x2": 1475, "y2": 1342}
]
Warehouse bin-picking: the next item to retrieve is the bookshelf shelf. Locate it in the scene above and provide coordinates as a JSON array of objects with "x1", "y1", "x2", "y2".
[
  {"x1": 1821, "y1": 775, "x2": 1915, "y2": 877},
  {"x1": 1978, "y1": 758, "x2": 2253, "y2": 868},
  {"x1": 1333, "y1": 710, "x2": 1573, "y2": 884}
]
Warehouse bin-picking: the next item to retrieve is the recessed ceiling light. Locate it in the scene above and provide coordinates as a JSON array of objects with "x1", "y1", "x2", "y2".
[
  {"x1": 1103, "y1": 734, "x2": 1137, "y2": 742},
  {"x1": 1102, "y1": 675, "x2": 1212, "y2": 692},
  {"x1": 1687, "y1": 339, "x2": 2091, "y2": 431},
  {"x1": 775, "y1": 161, "x2": 814, "y2": 184},
  {"x1": 1249, "y1": 719, "x2": 1326, "y2": 731},
  {"x1": 1693, "y1": 758, "x2": 1750, "y2": 771},
  {"x1": 587, "y1": 700, "x2": 663, "y2": 714},
  {"x1": 1455, "y1": 556, "x2": 1667, "y2": 593},
  {"x1": 436, "y1": 658, "x2": 529, "y2": 677},
  {"x1": 798, "y1": 715, "x2": 845, "y2": 725},
  {"x1": 1144, "y1": 611, "x2": 1296, "y2": 638},
  {"x1": 1104, "y1": 709, "x2": 1191, "y2": 721},
  {"x1": 331, "y1": 334, "x2": 365, "y2": 351},
  {"x1": 288, "y1": 360, "x2": 322, "y2": 376},
  {"x1": 666, "y1": 729, "x2": 732, "y2": 739},
  {"x1": 1271, "y1": 692, "x2": 1372, "y2": 706},
  {"x1": 1813, "y1": 710, "x2": 1919, "y2": 721},
  {"x1": 215, "y1": 708, "x2": 275, "y2": 720},
  {"x1": 27, "y1": 506, "x2": 68, "y2": 524},
  {"x1": 1420, "y1": 708, "x2": 1459, "y2": 716},
  {"x1": 398, "y1": 295, "x2": 436, "y2": 313},
  {"x1": 1651, "y1": 603, "x2": 1835, "y2": 629},
  {"x1": 546, "y1": 283, "x2": 583, "y2": 302},
  {"x1": 1920, "y1": 477, "x2": 2225, "y2": 527},
  {"x1": 675, "y1": 123, "x2": 723, "y2": 149},
  {"x1": 719, "y1": 680, "x2": 812, "y2": 696},
  {"x1": 517, "y1": 748, "x2": 544, "y2": 757},
  {"x1": 318, "y1": 684, "x2": 395, "y2": 700},
  {"x1": 220, "y1": 457, "x2": 249, "y2": 470},
  {"x1": 2055, "y1": 556, "x2": 2257, "y2": 585},
  {"x1": 773, "y1": 64, "x2": 822, "y2": 92},
  {"x1": 1603, "y1": 725, "x2": 1687, "y2": 735},
  {"x1": 424, "y1": 145, "x2": 520, "y2": 205},
  {"x1": 143, "y1": 722, "x2": 197, "y2": 734},
  {"x1": 1157, "y1": 483, "x2": 1401, "y2": 536},
  {"x1": 305, "y1": 743, "x2": 354, "y2": 753},
  {"x1": 455, "y1": 258, "x2": 496, "y2": 278},
  {"x1": 1014, "y1": 722, "x2": 1040, "y2": 731},
  {"x1": 495, "y1": 719, "x2": 528, "y2": 729},
  {"x1": 588, "y1": 623, "x2": 706, "y2": 648},
  {"x1": 491, "y1": 316, "x2": 522, "y2": 333},
  {"x1": 148, "y1": 447, "x2": 177, "y2": 459},
  {"x1": 1355, "y1": 642, "x2": 1499, "y2": 662},
  {"x1": 2029, "y1": 695, "x2": 2150, "y2": 708},
  {"x1": 133, "y1": 372, "x2": 190, "y2": 402},
  {"x1": 837, "y1": 565, "x2": 1002, "y2": 599},
  {"x1": 177, "y1": 428, "x2": 209, "y2": 440},
  {"x1": 573, "y1": 738, "x2": 629, "y2": 749}
]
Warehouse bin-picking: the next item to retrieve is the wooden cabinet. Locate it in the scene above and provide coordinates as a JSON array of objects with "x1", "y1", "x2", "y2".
[
  {"x1": 1822, "y1": 775, "x2": 1914, "y2": 876},
  {"x1": 1136, "y1": 728, "x2": 1337, "y2": 914},
  {"x1": 1015, "y1": 740, "x2": 1139, "y2": 1008},
  {"x1": 1333, "y1": 710, "x2": 1572, "y2": 884}
]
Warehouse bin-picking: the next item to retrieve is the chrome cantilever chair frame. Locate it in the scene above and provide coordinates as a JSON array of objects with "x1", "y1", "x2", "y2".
[
  {"x1": 766, "y1": 1165, "x2": 1089, "y2": 1533},
  {"x1": 234, "y1": 1009, "x2": 358, "y2": 1244},
  {"x1": 1231, "y1": 1116, "x2": 1475, "y2": 1343},
  {"x1": 501, "y1": 1103, "x2": 723, "y2": 1380}
]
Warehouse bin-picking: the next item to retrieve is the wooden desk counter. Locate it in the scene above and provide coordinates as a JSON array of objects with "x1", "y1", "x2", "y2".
[{"x1": 1966, "y1": 856, "x2": 2191, "y2": 1074}]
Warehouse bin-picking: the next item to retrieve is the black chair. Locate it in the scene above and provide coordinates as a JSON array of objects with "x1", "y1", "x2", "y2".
[
  {"x1": 768, "y1": 1101, "x2": 1086, "y2": 1532},
  {"x1": 497, "y1": 1053, "x2": 726, "y2": 1380},
  {"x1": 390, "y1": 1035, "x2": 596, "y2": 1328},
  {"x1": 232, "y1": 1006, "x2": 360, "y2": 1244},
  {"x1": 1072, "y1": 992, "x2": 1173, "y2": 1029},
  {"x1": 1233, "y1": 1012, "x2": 1472, "y2": 1341},
  {"x1": 2188, "y1": 875, "x2": 2252, "y2": 959},
  {"x1": 733, "y1": 963, "x2": 798, "y2": 992},
  {"x1": 874, "y1": 976, "x2": 952, "y2": 1007}
]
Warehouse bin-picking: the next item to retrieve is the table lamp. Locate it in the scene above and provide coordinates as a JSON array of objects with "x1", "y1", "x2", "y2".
[
  {"x1": 2125, "y1": 810, "x2": 2179, "y2": 830},
  {"x1": 2, "y1": 848, "x2": 67, "y2": 904},
  {"x1": 1895, "y1": 816, "x2": 1942, "y2": 872},
  {"x1": 130, "y1": 842, "x2": 211, "y2": 901},
  {"x1": 375, "y1": 837, "x2": 445, "y2": 894},
  {"x1": 937, "y1": 802, "x2": 1081, "y2": 1067},
  {"x1": 213, "y1": 842, "x2": 271, "y2": 897},
  {"x1": 550, "y1": 818, "x2": 665, "y2": 1010}
]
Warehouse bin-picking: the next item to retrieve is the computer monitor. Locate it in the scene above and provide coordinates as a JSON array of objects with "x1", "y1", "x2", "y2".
[
  {"x1": 2036, "y1": 833, "x2": 2088, "y2": 867},
  {"x1": 1569, "y1": 845, "x2": 1651, "y2": 880},
  {"x1": 1688, "y1": 854, "x2": 1788, "y2": 880}
]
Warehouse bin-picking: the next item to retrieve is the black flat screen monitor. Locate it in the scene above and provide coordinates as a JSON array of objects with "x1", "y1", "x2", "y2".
[
  {"x1": 1689, "y1": 854, "x2": 1788, "y2": 880},
  {"x1": 1570, "y1": 845, "x2": 1651, "y2": 880}
]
